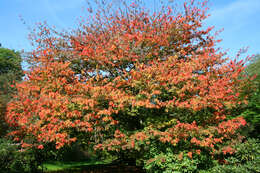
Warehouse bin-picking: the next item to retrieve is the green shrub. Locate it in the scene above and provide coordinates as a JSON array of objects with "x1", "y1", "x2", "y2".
[
  {"x1": 142, "y1": 138, "x2": 260, "y2": 173},
  {"x1": 142, "y1": 141, "x2": 214, "y2": 173},
  {"x1": 0, "y1": 138, "x2": 44, "y2": 173},
  {"x1": 144, "y1": 149, "x2": 198, "y2": 173},
  {"x1": 208, "y1": 138, "x2": 260, "y2": 173}
]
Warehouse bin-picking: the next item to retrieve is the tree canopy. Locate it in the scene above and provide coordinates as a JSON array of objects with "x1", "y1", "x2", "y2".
[{"x1": 5, "y1": 0, "x2": 253, "y2": 171}]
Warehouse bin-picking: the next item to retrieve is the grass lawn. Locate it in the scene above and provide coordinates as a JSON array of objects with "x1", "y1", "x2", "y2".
[{"x1": 42, "y1": 159, "x2": 113, "y2": 172}]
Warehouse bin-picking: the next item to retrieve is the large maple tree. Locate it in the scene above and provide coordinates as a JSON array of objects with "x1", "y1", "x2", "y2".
[{"x1": 6, "y1": 0, "x2": 251, "y2": 167}]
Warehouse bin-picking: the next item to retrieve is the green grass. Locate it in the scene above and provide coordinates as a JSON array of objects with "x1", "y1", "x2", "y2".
[{"x1": 43, "y1": 159, "x2": 113, "y2": 172}]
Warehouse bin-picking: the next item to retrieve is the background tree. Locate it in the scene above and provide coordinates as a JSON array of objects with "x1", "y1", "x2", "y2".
[
  {"x1": 0, "y1": 47, "x2": 23, "y2": 137},
  {"x1": 245, "y1": 54, "x2": 260, "y2": 78},
  {"x1": 6, "y1": 0, "x2": 253, "y2": 171},
  {"x1": 240, "y1": 54, "x2": 260, "y2": 138}
]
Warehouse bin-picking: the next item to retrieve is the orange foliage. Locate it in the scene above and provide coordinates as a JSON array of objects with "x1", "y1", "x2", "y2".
[{"x1": 6, "y1": 0, "x2": 250, "y2": 159}]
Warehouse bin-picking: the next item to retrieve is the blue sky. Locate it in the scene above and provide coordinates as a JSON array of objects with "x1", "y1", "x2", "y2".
[{"x1": 0, "y1": 0, "x2": 259, "y2": 62}]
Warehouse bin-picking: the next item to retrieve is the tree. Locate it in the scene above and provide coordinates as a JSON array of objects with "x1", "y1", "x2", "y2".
[
  {"x1": 6, "y1": 0, "x2": 251, "y2": 171},
  {"x1": 245, "y1": 54, "x2": 260, "y2": 79},
  {"x1": 0, "y1": 47, "x2": 23, "y2": 136},
  {"x1": 240, "y1": 54, "x2": 260, "y2": 138}
]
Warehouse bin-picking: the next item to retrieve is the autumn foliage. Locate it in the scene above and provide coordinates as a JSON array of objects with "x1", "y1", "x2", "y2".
[{"x1": 6, "y1": 0, "x2": 251, "y2": 167}]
